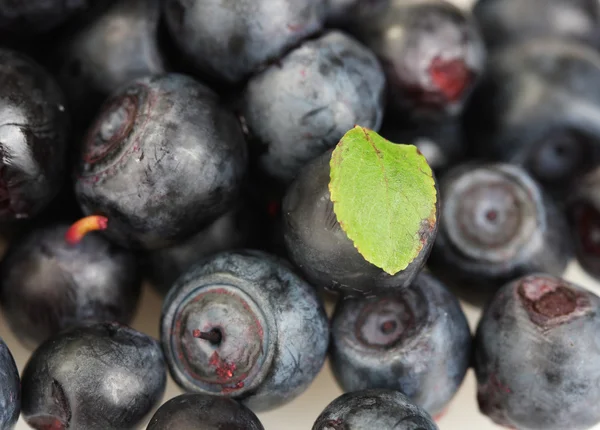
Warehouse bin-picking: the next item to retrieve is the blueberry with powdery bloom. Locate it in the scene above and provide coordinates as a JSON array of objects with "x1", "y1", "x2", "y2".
[
  {"x1": 429, "y1": 163, "x2": 572, "y2": 290},
  {"x1": 473, "y1": 0, "x2": 600, "y2": 52},
  {"x1": 475, "y1": 274, "x2": 600, "y2": 430},
  {"x1": 0, "y1": 215, "x2": 141, "y2": 349},
  {"x1": 163, "y1": 0, "x2": 326, "y2": 84},
  {"x1": 146, "y1": 394, "x2": 264, "y2": 430},
  {"x1": 464, "y1": 39, "x2": 600, "y2": 194},
  {"x1": 240, "y1": 30, "x2": 385, "y2": 184},
  {"x1": 21, "y1": 322, "x2": 166, "y2": 430},
  {"x1": 330, "y1": 272, "x2": 471, "y2": 418},
  {"x1": 161, "y1": 250, "x2": 329, "y2": 412},
  {"x1": 0, "y1": 337, "x2": 19, "y2": 430},
  {"x1": 566, "y1": 165, "x2": 600, "y2": 280},
  {"x1": 353, "y1": 0, "x2": 485, "y2": 118},
  {"x1": 312, "y1": 389, "x2": 439, "y2": 430},
  {"x1": 282, "y1": 150, "x2": 439, "y2": 297},
  {"x1": 74, "y1": 73, "x2": 248, "y2": 250},
  {"x1": 0, "y1": 48, "x2": 69, "y2": 221}
]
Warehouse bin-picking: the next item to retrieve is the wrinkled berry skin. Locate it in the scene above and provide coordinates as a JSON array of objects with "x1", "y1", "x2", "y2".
[
  {"x1": 74, "y1": 74, "x2": 248, "y2": 250},
  {"x1": 144, "y1": 205, "x2": 254, "y2": 294},
  {"x1": 0, "y1": 223, "x2": 141, "y2": 349},
  {"x1": 464, "y1": 39, "x2": 600, "y2": 193},
  {"x1": 473, "y1": 0, "x2": 600, "y2": 52},
  {"x1": 330, "y1": 272, "x2": 471, "y2": 417},
  {"x1": 567, "y1": 166, "x2": 600, "y2": 279},
  {"x1": 241, "y1": 30, "x2": 385, "y2": 183},
  {"x1": 379, "y1": 115, "x2": 465, "y2": 173},
  {"x1": 282, "y1": 150, "x2": 439, "y2": 297},
  {"x1": 0, "y1": 49, "x2": 69, "y2": 221},
  {"x1": 429, "y1": 163, "x2": 572, "y2": 289},
  {"x1": 54, "y1": 0, "x2": 168, "y2": 127},
  {"x1": 21, "y1": 322, "x2": 167, "y2": 430},
  {"x1": 0, "y1": 0, "x2": 100, "y2": 35},
  {"x1": 0, "y1": 338, "x2": 19, "y2": 430},
  {"x1": 163, "y1": 0, "x2": 326, "y2": 84},
  {"x1": 161, "y1": 250, "x2": 329, "y2": 412},
  {"x1": 312, "y1": 389, "x2": 438, "y2": 430},
  {"x1": 475, "y1": 274, "x2": 600, "y2": 430},
  {"x1": 147, "y1": 394, "x2": 264, "y2": 430},
  {"x1": 354, "y1": 0, "x2": 485, "y2": 118}
]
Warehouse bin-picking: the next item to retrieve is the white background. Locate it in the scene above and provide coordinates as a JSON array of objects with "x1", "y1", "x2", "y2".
[{"x1": 5, "y1": 0, "x2": 600, "y2": 429}]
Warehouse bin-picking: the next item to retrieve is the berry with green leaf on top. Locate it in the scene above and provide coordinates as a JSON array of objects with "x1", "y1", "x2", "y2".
[{"x1": 282, "y1": 126, "x2": 439, "y2": 297}]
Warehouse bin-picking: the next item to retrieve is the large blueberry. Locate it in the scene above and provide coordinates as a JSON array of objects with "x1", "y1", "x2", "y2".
[
  {"x1": 21, "y1": 322, "x2": 166, "y2": 430},
  {"x1": 240, "y1": 30, "x2": 385, "y2": 183},
  {"x1": 0, "y1": 48, "x2": 69, "y2": 221},
  {"x1": 330, "y1": 272, "x2": 471, "y2": 417},
  {"x1": 429, "y1": 163, "x2": 572, "y2": 289},
  {"x1": 0, "y1": 337, "x2": 19, "y2": 430},
  {"x1": 475, "y1": 274, "x2": 600, "y2": 430},
  {"x1": 74, "y1": 73, "x2": 248, "y2": 250},
  {"x1": 163, "y1": 0, "x2": 326, "y2": 84},
  {"x1": 161, "y1": 250, "x2": 329, "y2": 412},
  {"x1": 312, "y1": 389, "x2": 438, "y2": 430}
]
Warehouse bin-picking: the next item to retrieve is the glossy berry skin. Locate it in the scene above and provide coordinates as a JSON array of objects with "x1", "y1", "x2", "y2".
[
  {"x1": 330, "y1": 272, "x2": 471, "y2": 417},
  {"x1": 0, "y1": 337, "x2": 19, "y2": 430},
  {"x1": 161, "y1": 250, "x2": 329, "y2": 412},
  {"x1": 429, "y1": 164, "x2": 572, "y2": 289},
  {"x1": 312, "y1": 389, "x2": 439, "y2": 430},
  {"x1": 475, "y1": 274, "x2": 600, "y2": 430},
  {"x1": 354, "y1": 0, "x2": 485, "y2": 118},
  {"x1": 144, "y1": 205, "x2": 254, "y2": 294},
  {"x1": 464, "y1": 39, "x2": 600, "y2": 192},
  {"x1": 54, "y1": 0, "x2": 168, "y2": 127},
  {"x1": 74, "y1": 73, "x2": 248, "y2": 250},
  {"x1": 473, "y1": 0, "x2": 600, "y2": 52},
  {"x1": 241, "y1": 30, "x2": 385, "y2": 183},
  {"x1": 0, "y1": 0, "x2": 100, "y2": 35},
  {"x1": 567, "y1": 166, "x2": 600, "y2": 280},
  {"x1": 163, "y1": 0, "x2": 326, "y2": 84},
  {"x1": 379, "y1": 115, "x2": 465, "y2": 173},
  {"x1": 0, "y1": 222, "x2": 141, "y2": 348},
  {"x1": 147, "y1": 394, "x2": 264, "y2": 430},
  {"x1": 21, "y1": 322, "x2": 166, "y2": 430},
  {"x1": 282, "y1": 150, "x2": 439, "y2": 297},
  {"x1": 0, "y1": 49, "x2": 70, "y2": 221}
]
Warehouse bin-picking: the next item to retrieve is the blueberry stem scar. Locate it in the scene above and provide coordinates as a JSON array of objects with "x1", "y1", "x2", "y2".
[
  {"x1": 65, "y1": 215, "x2": 109, "y2": 245},
  {"x1": 193, "y1": 328, "x2": 222, "y2": 345}
]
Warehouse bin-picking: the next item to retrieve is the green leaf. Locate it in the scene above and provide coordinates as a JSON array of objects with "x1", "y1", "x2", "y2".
[{"x1": 329, "y1": 126, "x2": 437, "y2": 275}]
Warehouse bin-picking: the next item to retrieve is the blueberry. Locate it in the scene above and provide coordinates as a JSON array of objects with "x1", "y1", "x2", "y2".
[
  {"x1": 144, "y1": 204, "x2": 254, "y2": 294},
  {"x1": 429, "y1": 163, "x2": 572, "y2": 290},
  {"x1": 147, "y1": 393, "x2": 264, "y2": 430},
  {"x1": 473, "y1": 0, "x2": 600, "y2": 52},
  {"x1": 325, "y1": 0, "x2": 390, "y2": 26},
  {"x1": 160, "y1": 250, "x2": 329, "y2": 412},
  {"x1": 567, "y1": 166, "x2": 600, "y2": 279},
  {"x1": 163, "y1": 0, "x2": 326, "y2": 84},
  {"x1": 379, "y1": 115, "x2": 465, "y2": 173},
  {"x1": 21, "y1": 322, "x2": 166, "y2": 430},
  {"x1": 53, "y1": 0, "x2": 169, "y2": 128},
  {"x1": 0, "y1": 337, "x2": 19, "y2": 430},
  {"x1": 0, "y1": 216, "x2": 141, "y2": 348},
  {"x1": 74, "y1": 73, "x2": 248, "y2": 250},
  {"x1": 312, "y1": 389, "x2": 438, "y2": 430},
  {"x1": 0, "y1": 48, "x2": 69, "y2": 221},
  {"x1": 330, "y1": 272, "x2": 471, "y2": 417},
  {"x1": 464, "y1": 39, "x2": 600, "y2": 193},
  {"x1": 475, "y1": 274, "x2": 600, "y2": 430},
  {"x1": 240, "y1": 30, "x2": 385, "y2": 183},
  {"x1": 282, "y1": 150, "x2": 439, "y2": 297},
  {"x1": 353, "y1": 0, "x2": 485, "y2": 118}
]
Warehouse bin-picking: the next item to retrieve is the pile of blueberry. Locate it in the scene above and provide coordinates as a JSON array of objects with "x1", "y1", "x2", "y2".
[{"x1": 1, "y1": 0, "x2": 600, "y2": 429}]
